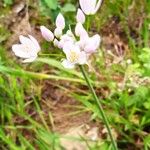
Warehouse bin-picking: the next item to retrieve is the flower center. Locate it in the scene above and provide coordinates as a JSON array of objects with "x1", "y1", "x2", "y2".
[{"x1": 68, "y1": 50, "x2": 79, "y2": 63}]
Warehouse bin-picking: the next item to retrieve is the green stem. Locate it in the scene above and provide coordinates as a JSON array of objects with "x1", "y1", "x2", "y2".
[
  {"x1": 86, "y1": 16, "x2": 90, "y2": 31},
  {"x1": 79, "y1": 65, "x2": 118, "y2": 150}
]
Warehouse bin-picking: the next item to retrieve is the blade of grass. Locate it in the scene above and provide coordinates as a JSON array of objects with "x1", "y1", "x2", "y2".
[{"x1": 0, "y1": 65, "x2": 84, "y2": 83}]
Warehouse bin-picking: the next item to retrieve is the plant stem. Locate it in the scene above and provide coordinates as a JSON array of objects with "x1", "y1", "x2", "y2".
[
  {"x1": 79, "y1": 65, "x2": 118, "y2": 150},
  {"x1": 86, "y1": 16, "x2": 90, "y2": 31}
]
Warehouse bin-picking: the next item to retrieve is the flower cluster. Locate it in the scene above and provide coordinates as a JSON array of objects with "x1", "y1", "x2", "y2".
[{"x1": 12, "y1": 0, "x2": 102, "y2": 69}]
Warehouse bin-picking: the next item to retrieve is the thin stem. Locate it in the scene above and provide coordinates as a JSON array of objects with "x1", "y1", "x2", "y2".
[
  {"x1": 86, "y1": 16, "x2": 90, "y2": 31},
  {"x1": 39, "y1": 53, "x2": 62, "y2": 57},
  {"x1": 79, "y1": 65, "x2": 118, "y2": 150}
]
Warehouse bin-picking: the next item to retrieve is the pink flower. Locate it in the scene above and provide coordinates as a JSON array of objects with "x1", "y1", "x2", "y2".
[
  {"x1": 76, "y1": 8, "x2": 85, "y2": 24},
  {"x1": 40, "y1": 26, "x2": 54, "y2": 41},
  {"x1": 79, "y1": 0, "x2": 102, "y2": 15},
  {"x1": 12, "y1": 35, "x2": 40, "y2": 63}
]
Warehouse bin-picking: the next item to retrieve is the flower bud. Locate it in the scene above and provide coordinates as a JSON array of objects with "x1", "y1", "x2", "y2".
[
  {"x1": 76, "y1": 8, "x2": 85, "y2": 24},
  {"x1": 40, "y1": 26, "x2": 54, "y2": 42},
  {"x1": 54, "y1": 28, "x2": 63, "y2": 38},
  {"x1": 56, "y1": 13, "x2": 65, "y2": 30}
]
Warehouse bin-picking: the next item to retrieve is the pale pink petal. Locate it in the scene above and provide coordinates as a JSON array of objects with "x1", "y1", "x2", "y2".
[
  {"x1": 54, "y1": 28, "x2": 63, "y2": 38},
  {"x1": 60, "y1": 34, "x2": 74, "y2": 46},
  {"x1": 76, "y1": 36, "x2": 87, "y2": 50},
  {"x1": 78, "y1": 51, "x2": 87, "y2": 64},
  {"x1": 90, "y1": 0, "x2": 97, "y2": 14},
  {"x1": 22, "y1": 56, "x2": 37, "y2": 63},
  {"x1": 91, "y1": 34, "x2": 101, "y2": 49},
  {"x1": 75, "y1": 22, "x2": 88, "y2": 37},
  {"x1": 93, "y1": 0, "x2": 102, "y2": 14},
  {"x1": 59, "y1": 35, "x2": 74, "y2": 49},
  {"x1": 40, "y1": 26, "x2": 54, "y2": 42},
  {"x1": 76, "y1": 8, "x2": 85, "y2": 24},
  {"x1": 12, "y1": 44, "x2": 30, "y2": 58},
  {"x1": 66, "y1": 30, "x2": 74, "y2": 37},
  {"x1": 56, "y1": 13, "x2": 65, "y2": 30},
  {"x1": 63, "y1": 42, "x2": 73, "y2": 54},
  {"x1": 28, "y1": 35, "x2": 41, "y2": 52},
  {"x1": 53, "y1": 38, "x2": 60, "y2": 48},
  {"x1": 19, "y1": 35, "x2": 32, "y2": 45},
  {"x1": 84, "y1": 34, "x2": 101, "y2": 53},
  {"x1": 79, "y1": 0, "x2": 94, "y2": 15},
  {"x1": 19, "y1": 35, "x2": 40, "y2": 52},
  {"x1": 62, "y1": 59, "x2": 75, "y2": 69}
]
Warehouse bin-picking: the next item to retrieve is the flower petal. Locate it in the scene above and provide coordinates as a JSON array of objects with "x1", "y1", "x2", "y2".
[
  {"x1": 62, "y1": 59, "x2": 75, "y2": 69},
  {"x1": 28, "y1": 35, "x2": 41, "y2": 52},
  {"x1": 12, "y1": 44, "x2": 31, "y2": 58},
  {"x1": 93, "y1": 0, "x2": 102, "y2": 14},
  {"x1": 40, "y1": 26, "x2": 54, "y2": 42},
  {"x1": 84, "y1": 34, "x2": 101, "y2": 53},
  {"x1": 22, "y1": 56, "x2": 37, "y2": 63},
  {"x1": 53, "y1": 38, "x2": 60, "y2": 48},
  {"x1": 63, "y1": 41, "x2": 74, "y2": 54},
  {"x1": 79, "y1": 0, "x2": 96, "y2": 15},
  {"x1": 54, "y1": 27, "x2": 63, "y2": 38},
  {"x1": 56, "y1": 13, "x2": 65, "y2": 30},
  {"x1": 19, "y1": 35, "x2": 32, "y2": 45},
  {"x1": 75, "y1": 22, "x2": 88, "y2": 37},
  {"x1": 76, "y1": 8, "x2": 85, "y2": 24},
  {"x1": 78, "y1": 51, "x2": 87, "y2": 64},
  {"x1": 19, "y1": 35, "x2": 40, "y2": 53}
]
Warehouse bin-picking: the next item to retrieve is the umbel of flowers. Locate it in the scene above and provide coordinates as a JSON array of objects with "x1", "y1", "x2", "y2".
[{"x1": 12, "y1": 0, "x2": 102, "y2": 69}]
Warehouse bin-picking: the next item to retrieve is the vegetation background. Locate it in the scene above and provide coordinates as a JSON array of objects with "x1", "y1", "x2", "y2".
[{"x1": 0, "y1": 0, "x2": 150, "y2": 149}]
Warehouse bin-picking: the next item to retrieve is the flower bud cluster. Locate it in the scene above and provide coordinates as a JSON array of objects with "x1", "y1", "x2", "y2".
[
  {"x1": 41, "y1": 6, "x2": 101, "y2": 68},
  {"x1": 12, "y1": 0, "x2": 102, "y2": 68}
]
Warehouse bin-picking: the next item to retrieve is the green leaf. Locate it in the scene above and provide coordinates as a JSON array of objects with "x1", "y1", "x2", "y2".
[
  {"x1": 0, "y1": 65, "x2": 84, "y2": 83},
  {"x1": 3, "y1": 0, "x2": 13, "y2": 5},
  {"x1": 36, "y1": 58, "x2": 82, "y2": 78},
  {"x1": 61, "y1": 3, "x2": 76, "y2": 12},
  {"x1": 43, "y1": 0, "x2": 58, "y2": 10}
]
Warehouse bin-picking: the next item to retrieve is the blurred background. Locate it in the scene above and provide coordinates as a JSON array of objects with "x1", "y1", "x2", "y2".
[{"x1": 0, "y1": 0, "x2": 150, "y2": 149}]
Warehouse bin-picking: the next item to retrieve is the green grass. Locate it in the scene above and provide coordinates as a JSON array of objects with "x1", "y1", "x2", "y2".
[{"x1": 0, "y1": 0, "x2": 150, "y2": 149}]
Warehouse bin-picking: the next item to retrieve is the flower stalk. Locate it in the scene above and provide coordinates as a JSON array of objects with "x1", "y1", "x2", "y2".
[{"x1": 79, "y1": 65, "x2": 118, "y2": 150}]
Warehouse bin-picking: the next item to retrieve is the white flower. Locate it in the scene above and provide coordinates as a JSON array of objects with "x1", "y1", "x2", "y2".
[
  {"x1": 40, "y1": 26, "x2": 54, "y2": 41},
  {"x1": 79, "y1": 0, "x2": 102, "y2": 15},
  {"x1": 76, "y1": 8, "x2": 85, "y2": 24},
  {"x1": 56, "y1": 13, "x2": 65, "y2": 30},
  {"x1": 12, "y1": 35, "x2": 40, "y2": 63},
  {"x1": 62, "y1": 42, "x2": 87, "y2": 69},
  {"x1": 74, "y1": 22, "x2": 101, "y2": 54}
]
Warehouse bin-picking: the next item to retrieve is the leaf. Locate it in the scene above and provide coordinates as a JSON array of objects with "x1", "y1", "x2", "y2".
[
  {"x1": 3, "y1": 0, "x2": 13, "y2": 5},
  {"x1": 61, "y1": 3, "x2": 76, "y2": 12},
  {"x1": 0, "y1": 65, "x2": 84, "y2": 83},
  {"x1": 36, "y1": 58, "x2": 82, "y2": 78},
  {"x1": 43, "y1": 0, "x2": 58, "y2": 10}
]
